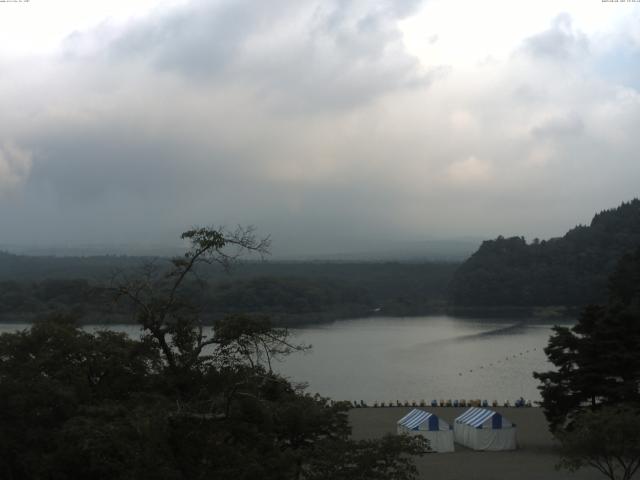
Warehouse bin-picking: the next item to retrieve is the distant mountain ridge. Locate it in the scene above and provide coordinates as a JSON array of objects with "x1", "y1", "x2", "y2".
[
  {"x1": 275, "y1": 238, "x2": 481, "y2": 262},
  {"x1": 1, "y1": 237, "x2": 480, "y2": 262},
  {"x1": 0, "y1": 251, "x2": 154, "y2": 281},
  {"x1": 450, "y1": 199, "x2": 640, "y2": 308}
]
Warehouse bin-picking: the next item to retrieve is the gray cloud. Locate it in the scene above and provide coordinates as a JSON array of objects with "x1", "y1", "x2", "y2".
[
  {"x1": 65, "y1": 0, "x2": 430, "y2": 111},
  {"x1": 109, "y1": 0, "x2": 259, "y2": 77},
  {"x1": 531, "y1": 115, "x2": 584, "y2": 140},
  {"x1": 522, "y1": 13, "x2": 589, "y2": 61},
  {"x1": 1, "y1": 3, "x2": 640, "y2": 256},
  {"x1": 0, "y1": 143, "x2": 31, "y2": 194}
]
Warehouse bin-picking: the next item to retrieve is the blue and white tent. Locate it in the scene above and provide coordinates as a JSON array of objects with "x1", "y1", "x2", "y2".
[
  {"x1": 453, "y1": 407, "x2": 517, "y2": 451},
  {"x1": 397, "y1": 409, "x2": 454, "y2": 452}
]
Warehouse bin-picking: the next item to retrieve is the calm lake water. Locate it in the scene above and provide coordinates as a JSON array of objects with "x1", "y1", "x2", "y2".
[{"x1": 0, "y1": 315, "x2": 569, "y2": 404}]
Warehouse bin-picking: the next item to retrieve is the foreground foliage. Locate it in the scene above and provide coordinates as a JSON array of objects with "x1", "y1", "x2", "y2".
[
  {"x1": 557, "y1": 405, "x2": 640, "y2": 480},
  {"x1": 535, "y1": 246, "x2": 640, "y2": 479},
  {"x1": 0, "y1": 227, "x2": 425, "y2": 480}
]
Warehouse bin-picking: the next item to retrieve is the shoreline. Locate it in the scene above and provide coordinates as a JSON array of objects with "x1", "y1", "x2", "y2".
[{"x1": 0, "y1": 305, "x2": 578, "y2": 328}]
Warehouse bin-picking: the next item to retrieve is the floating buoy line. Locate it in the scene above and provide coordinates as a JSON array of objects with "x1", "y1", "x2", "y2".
[
  {"x1": 454, "y1": 347, "x2": 540, "y2": 378},
  {"x1": 341, "y1": 346, "x2": 540, "y2": 409}
]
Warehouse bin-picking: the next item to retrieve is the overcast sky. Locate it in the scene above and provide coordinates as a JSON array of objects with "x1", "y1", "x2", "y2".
[{"x1": 0, "y1": 0, "x2": 639, "y2": 256}]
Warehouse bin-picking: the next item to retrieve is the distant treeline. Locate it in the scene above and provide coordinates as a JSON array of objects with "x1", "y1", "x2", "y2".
[
  {"x1": 0, "y1": 260, "x2": 458, "y2": 325},
  {"x1": 450, "y1": 199, "x2": 640, "y2": 308}
]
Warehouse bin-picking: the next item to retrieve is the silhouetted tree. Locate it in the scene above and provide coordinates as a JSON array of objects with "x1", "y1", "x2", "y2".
[
  {"x1": 0, "y1": 226, "x2": 426, "y2": 480},
  {"x1": 534, "y1": 247, "x2": 640, "y2": 431}
]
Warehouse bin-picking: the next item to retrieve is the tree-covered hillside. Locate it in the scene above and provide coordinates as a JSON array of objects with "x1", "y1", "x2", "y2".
[{"x1": 450, "y1": 199, "x2": 640, "y2": 307}]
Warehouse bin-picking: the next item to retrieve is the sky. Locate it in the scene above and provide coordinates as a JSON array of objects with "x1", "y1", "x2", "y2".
[{"x1": 0, "y1": 0, "x2": 639, "y2": 256}]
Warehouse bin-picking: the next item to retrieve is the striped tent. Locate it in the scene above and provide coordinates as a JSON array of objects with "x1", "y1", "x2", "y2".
[
  {"x1": 454, "y1": 407, "x2": 516, "y2": 451},
  {"x1": 397, "y1": 409, "x2": 454, "y2": 452}
]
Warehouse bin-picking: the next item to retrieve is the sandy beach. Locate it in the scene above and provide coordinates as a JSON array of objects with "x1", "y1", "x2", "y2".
[{"x1": 349, "y1": 407, "x2": 605, "y2": 480}]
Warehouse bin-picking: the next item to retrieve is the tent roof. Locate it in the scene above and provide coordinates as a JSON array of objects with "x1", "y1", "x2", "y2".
[
  {"x1": 455, "y1": 407, "x2": 505, "y2": 428},
  {"x1": 398, "y1": 409, "x2": 439, "y2": 430}
]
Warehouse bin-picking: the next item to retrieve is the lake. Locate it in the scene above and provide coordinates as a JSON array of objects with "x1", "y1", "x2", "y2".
[
  {"x1": 279, "y1": 315, "x2": 568, "y2": 404},
  {"x1": 0, "y1": 315, "x2": 569, "y2": 404}
]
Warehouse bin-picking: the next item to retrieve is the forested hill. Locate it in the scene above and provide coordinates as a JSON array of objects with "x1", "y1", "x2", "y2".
[{"x1": 450, "y1": 199, "x2": 640, "y2": 308}]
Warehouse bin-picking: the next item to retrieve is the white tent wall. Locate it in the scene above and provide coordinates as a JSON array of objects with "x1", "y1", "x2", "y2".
[
  {"x1": 396, "y1": 409, "x2": 455, "y2": 453},
  {"x1": 453, "y1": 422, "x2": 468, "y2": 447},
  {"x1": 400, "y1": 429, "x2": 455, "y2": 453},
  {"x1": 471, "y1": 428, "x2": 517, "y2": 451},
  {"x1": 453, "y1": 408, "x2": 517, "y2": 451}
]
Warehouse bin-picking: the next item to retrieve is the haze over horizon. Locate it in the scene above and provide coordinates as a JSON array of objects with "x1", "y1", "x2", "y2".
[{"x1": 1, "y1": 0, "x2": 639, "y2": 256}]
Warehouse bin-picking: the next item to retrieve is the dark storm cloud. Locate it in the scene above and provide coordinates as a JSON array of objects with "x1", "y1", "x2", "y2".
[
  {"x1": 11, "y1": 118, "x2": 423, "y2": 254},
  {"x1": 28, "y1": 125, "x2": 211, "y2": 204}
]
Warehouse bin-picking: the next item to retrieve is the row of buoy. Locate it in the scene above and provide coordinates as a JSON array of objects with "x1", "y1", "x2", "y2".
[
  {"x1": 458, "y1": 348, "x2": 538, "y2": 376},
  {"x1": 348, "y1": 399, "x2": 533, "y2": 408}
]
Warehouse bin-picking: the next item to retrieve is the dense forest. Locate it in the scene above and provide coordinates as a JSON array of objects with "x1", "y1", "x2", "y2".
[
  {"x1": 450, "y1": 199, "x2": 640, "y2": 308},
  {"x1": 0, "y1": 258, "x2": 458, "y2": 325}
]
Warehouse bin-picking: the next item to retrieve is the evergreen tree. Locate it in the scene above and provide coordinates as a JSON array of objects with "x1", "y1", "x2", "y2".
[{"x1": 534, "y1": 247, "x2": 640, "y2": 431}]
